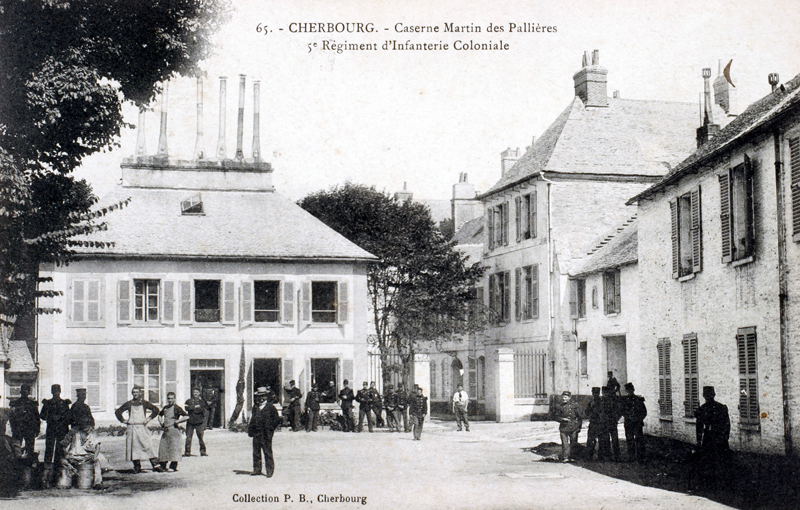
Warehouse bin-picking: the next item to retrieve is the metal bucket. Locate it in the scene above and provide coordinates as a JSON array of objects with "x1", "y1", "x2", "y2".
[
  {"x1": 56, "y1": 466, "x2": 72, "y2": 489},
  {"x1": 76, "y1": 461, "x2": 94, "y2": 489}
]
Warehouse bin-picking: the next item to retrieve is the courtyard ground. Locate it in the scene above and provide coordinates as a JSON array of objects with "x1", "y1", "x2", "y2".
[{"x1": 2, "y1": 419, "x2": 794, "y2": 510}]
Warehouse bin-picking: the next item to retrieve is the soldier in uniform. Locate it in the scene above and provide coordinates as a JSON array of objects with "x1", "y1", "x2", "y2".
[
  {"x1": 606, "y1": 371, "x2": 621, "y2": 396},
  {"x1": 622, "y1": 382, "x2": 647, "y2": 462},
  {"x1": 338, "y1": 380, "x2": 355, "y2": 432},
  {"x1": 355, "y1": 382, "x2": 373, "y2": 433},
  {"x1": 409, "y1": 386, "x2": 428, "y2": 440},
  {"x1": 554, "y1": 391, "x2": 581, "y2": 462},
  {"x1": 383, "y1": 385, "x2": 400, "y2": 432},
  {"x1": 692, "y1": 385, "x2": 731, "y2": 486},
  {"x1": 369, "y1": 382, "x2": 384, "y2": 428},
  {"x1": 40, "y1": 384, "x2": 71, "y2": 468},
  {"x1": 584, "y1": 387, "x2": 602, "y2": 460},
  {"x1": 398, "y1": 384, "x2": 411, "y2": 432},
  {"x1": 69, "y1": 388, "x2": 95, "y2": 429},
  {"x1": 249, "y1": 387, "x2": 281, "y2": 477},
  {"x1": 305, "y1": 385, "x2": 321, "y2": 432},
  {"x1": 184, "y1": 387, "x2": 209, "y2": 456},
  {"x1": 321, "y1": 381, "x2": 337, "y2": 404},
  {"x1": 284, "y1": 380, "x2": 303, "y2": 432},
  {"x1": 202, "y1": 385, "x2": 220, "y2": 429},
  {"x1": 598, "y1": 386, "x2": 622, "y2": 461},
  {"x1": 9, "y1": 383, "x2": 39, "y2": 458}
]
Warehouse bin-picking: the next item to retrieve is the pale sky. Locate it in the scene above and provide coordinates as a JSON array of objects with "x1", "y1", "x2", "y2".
[{"x1": 74, "y1": 0, "x2": 800, "y2": 205}]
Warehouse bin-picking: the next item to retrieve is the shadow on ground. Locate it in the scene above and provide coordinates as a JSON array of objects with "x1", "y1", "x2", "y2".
[
  {"x1": 3, "y1": 469, "x2": 183, "y2": 499},
  {"x1": 525, "y1": 436, "x2": 800, "y2": 510}
]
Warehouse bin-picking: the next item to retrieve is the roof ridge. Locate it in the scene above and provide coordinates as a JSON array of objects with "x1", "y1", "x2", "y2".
[{"x1": 585, "y1": 215, "x2": 637, "y2": 256}]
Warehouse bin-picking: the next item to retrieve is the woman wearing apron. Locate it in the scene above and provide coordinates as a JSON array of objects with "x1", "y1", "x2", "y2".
[
  {"x1": 158, "y1": 392, "x2": 188, "y2": 471},
  {"x1": 114, "y1": 386, "x2": 164, "y2": 473}
]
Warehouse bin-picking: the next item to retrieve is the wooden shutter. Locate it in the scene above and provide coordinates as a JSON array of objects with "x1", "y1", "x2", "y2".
[
  {"x1": 488, "y1": 274, "x2": 496, "y2": 319},
  {"x1": 503, "y1": 272, "x2": 511, "y2": 322},
  {"x1": 744, "y1": 154, "x2": 756, "y2": 255},
  {"x1": 281, "y1": 281, "x2": 295, "y2": 324},
  {"x1": 690, "y1": 187, "x2": 702, "y2": 273},
  {"x1": 502, "y1": 202, "x2": 510, "y2": 246},
  {"x1": 87, "y1": 280, "x2": 101, "y2": 322},
  {"x1": 115, "y1": 360, "x2": 129, "y2": 406},
  {"x1": 790, "y1": 137, "x2": 800, "y2": 238},
  {"x1": 179, "y1": 281, "x2": 193, "y2": 324},
  {"x1": 530, "y1": 189, "x2": 537, "y2": 238},
  {"x1": 569, "y1": 279, "x2": 578, "y2": 318},
  {"x1": 514, "y1": 268, "x2": 521, "y2": 321},
  {"x1": 682, "y1": 334, "x2": 698, "y2": 417},
  {"x1": 657, "y1": 339, "x2": 672, "y2": 416},
  {"x1": 614, "y1": 271, "x2": 621, "y2": 313},
  {"x1": 241, "y1": 281, "x2": 253, "y2": 324},
  {"x1": 165, "y1": 359, "x2": 177, "y2": 397},
  {"x1": 222, "y1": 281, "x2": 236, "y2": 324},
  {"x1": 86, "y1": 360, "x2": 101, "y2": 408},
  {"x1": 300, "y1": 281, "x2": 312, "y2": 323},
  {"x1": 737, "y1": 327, "x2": 759, "y2": 425},
  {"x1": 117, "y1": 280, "x2": 131, "y2": 324},
  {"x1": 515, "y1": 196, "x2": 522, "y2": 242},
  {"x1": 283, "y1": 359, "x2": 294, "y2": 385},
  {"x1": 162, "y1": 280, "x2": 175, "y2": 325},
  {"x1": 719, "y1": 170, "x2": 733, "y2": 263},
  {"x1": 337, "y1": 281, "x2": 349, "y2": 324},
  {"x1": 531, "y1": 265, "x2": 539, "y2": 319},
  {"x1": 70, "y1": 360, "x2": 84, "y2": 403},
  {"x1": 603, "y1": 273, "x2": 611, "y2": 315},
  {"x1": 342, "y1": 359, "x2": 354, "y2": 384},
  {"x1": 487, "y1": 208, "x2": 495, "y2": 250},
  {"x1": 670, "y1": 200, "x2": 680, "y2": 278}
]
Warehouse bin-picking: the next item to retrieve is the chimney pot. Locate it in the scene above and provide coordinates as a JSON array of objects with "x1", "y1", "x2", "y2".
[
  {"x1": 156, "y1": 82, "x2": 169, "y2": 157},
  {"x1": 194, "y1": 76, "x2": 205, "y2": 160},
  {"x1": 769, "y1": 73, "x2": 780, "y2": 91},
  {"x1": 573, "y1": 51, "x2": 608, "y2": 107},
  {"x1": 592, "y1": 49, "x2": 599, "y2": 66},
  {"x1": 252, "y1": 80, "x2": 261, "y2": 160},
  {"x1": 217, "y1": 76, "x2": 227, "y2": 159},
  {"x1": 236, "y1": 74, "x2": 246, "y2": 160},
  {"x1": 582, "y1": 51, "x2": 590, "y2": 67},
  {"x1": 613, "y1": 90, "x2": 620, "y2": 98}
]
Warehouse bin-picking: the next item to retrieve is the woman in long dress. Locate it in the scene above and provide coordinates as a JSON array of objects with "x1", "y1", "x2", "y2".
[
  {"x1": 114, "y1": 386, "x2": 163, "y2": 473},
  {"x1": 158, "y1": 392, "x2": 188, "y2": 471}
]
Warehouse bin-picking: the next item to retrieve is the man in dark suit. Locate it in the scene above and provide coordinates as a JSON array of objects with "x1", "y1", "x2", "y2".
[
  {"x1": 249, "y1": 387, "x2": 281, "y2": 477},
  {"x1": 305, "y1": 385, "x2": 320, "y2": 432},
  {"x1": 40, "y1": 384, "x2": 71, "y2": 466},
  {"x1": 338, "y1": 380, "x2": 355, "y2": 432},
  {"x1": 409, "y1": 386, "x2": 428, "y2": 441},
  {"x1": 9, "y1": 383, "x2": 39, "y2": 458},
  {"x1": 356, "y1": 382, "x2": 373, "y2": 433}
]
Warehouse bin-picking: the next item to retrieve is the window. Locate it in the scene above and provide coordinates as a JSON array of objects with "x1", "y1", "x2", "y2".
[
  {"x1": 134, "y1": 279, "x2": 159, "y2": 322},
  {"x1": 133, "y1": 359, "x2": 161, "y2": 406},
  {"x1": 670, "y1": 188, "x2": 702, "y2": 277},
  {"x1": 468, "y1": 357, "x2": 477, "y2": 399},
  {"x1": 181, "y1": 194, "x2": 204, "y2": 215},
  {"x1": 488, "y1": 271, "x2": 511, "y2": 323},
  {"x1": 69, "y1": 278, "x2": 103, "y2": 325},
  {"x1": 570, "y1": 278, "x2": 586, "y2": 318},
  {"x1": 578, "y1": 342, "x2": 588, "y2": 377},
  {"x1": 790, "y1": 138, "x2": 800, "y2": 242},
  {"x1": 311, "y1": 281, "x2": 336, "y2": 323},
  {"x1": 682, "y1": 334, "x2": 699, "y2": 418},
  {"x1": 311, "y1": 358, "x2": 338, "y2": 402},
  {"x1": 486, "y1": 202, "x2": 509, "y2": 250},
  {"x1": 720, "y1": 158, "x2": 755, "y2": 262},
  {"x1": 591, "y1": 286, "x2": 598, "y2": 308},
  {"x1": 195, "y1": 280, "x2": 220, "y2": 322},
  {"x1": 441, "y1": 359, "x2": 449, "y2": 399},
  {"x1": 657, "y1": 338, "x2": 672, "y2": 417},
  {"x1": 603, "y1": 270, "x2": 621, "y2": 315},
  {"x1": 737, "y1": 327, "x2": 759, "y2": 427},
  {"x1": 254, "y1": 281, "x2": 280, "y2": 322},
  {"x1": 521, "y1": 265, "x2": 539, "y2": 320},
  {"x1": 515, "y1": 191, "x2": 537, "y2": 242},
  {"x1": 69, "y1": 359, "x2": 101, "y2": 409},
  {"x1": 478, "y1": 356, "x2": 485, "y2": 400},
  {"x1": 430, "y1": 362, "x2": 437, "y2": 399}
]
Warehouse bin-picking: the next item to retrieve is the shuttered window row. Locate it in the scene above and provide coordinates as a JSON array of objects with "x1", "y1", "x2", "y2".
[
  {"x1": 719, "y1": 157, "x2": 756, "y2": 263},
  {"x1": 515, "y1": 265, "x2": 539, "y2": 321},
  {"x1": 488, "y1": 271, "x2": 511, "y2": 323},
  {"x1": 670, "y1": 188, "x2": 702, "y2": 278},
  {"x1": 603, "y1": 270, "x2": 621, "y2": 315}
]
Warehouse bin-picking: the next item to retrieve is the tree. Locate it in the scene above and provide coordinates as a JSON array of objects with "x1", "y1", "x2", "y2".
[
  {"x1": 438, "y1": 217, "x2": 455, "y2": 241},
  {"x1": 0, "y1": 0, "x2": 230, "y2": 337},
  {"x1": 298, "y1": 183, "x2": 490, "y2": 387}
]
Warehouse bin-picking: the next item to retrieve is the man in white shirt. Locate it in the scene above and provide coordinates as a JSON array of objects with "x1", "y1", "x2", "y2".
[{"x1": 452, "y1": 384, "x2": 470, "y2": 432}]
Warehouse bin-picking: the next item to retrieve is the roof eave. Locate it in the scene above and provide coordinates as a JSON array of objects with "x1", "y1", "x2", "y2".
[{"x1": 69, "y1": 252, "x2": 379, "y2": 263}]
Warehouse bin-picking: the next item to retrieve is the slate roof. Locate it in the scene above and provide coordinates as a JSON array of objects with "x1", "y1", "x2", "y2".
[
  {"x1": 480, "y1": 96, "x2": 698, "y2": 198},
  {"x1": 6, "y1": 340, "x2": 36, "y2": 373},
  {"x1": 630, "y1": 72, "x2": 800, "y2": 204},
  {"x1": 571, "y1": 219, "x2": 638, "y2": 277},
  {"x1": 451, "y1": 216, "x2": 484, "y2": 245},
  {"x1": 78, "y1": 187, "x2": 377, "y2": 261}
]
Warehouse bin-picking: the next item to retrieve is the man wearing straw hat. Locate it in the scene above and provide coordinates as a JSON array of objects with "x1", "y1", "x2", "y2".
[{"x1": 248, "y1": 387, "x2": 281, "y2": 477}]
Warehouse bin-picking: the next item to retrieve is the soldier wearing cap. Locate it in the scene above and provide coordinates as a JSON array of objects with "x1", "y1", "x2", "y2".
[
  {"x1": 69, "y1": 388, "x2": 95, "y2": 429},
  {"x1": 338, "y1": 380, "x2": 355, "y2": 432},
  {"x1": 696, "y1": 386, "x2": 730, "y2": 454},
  {"x1": 305, "y1": 384, "x2": 321, "y2": 432},
  {"x1": 249, "y1": 387, "x2": 281, "y2": 477},
  {"x1": 355, "y1": 382, "x2": 373, "y2": 432},
  {"x1": 9, "y1": 383, "x2": 39, "y2": 458},
  {"x1": 184, "y1": 387, "x2": 209, "y2": 456},
  {"x1": 40, "y1": 383, "x2": 71, "y2": 466},
  {"x1": 585, "y1": 387, "x2": 602, "y2": 460},
  {"x1": 383, "y1": 384, "x2": 400, "y2": 432},
  {"x1": 284, "y1": 380, "x2": 303, "y2": 432},
  {"x1": 622, "y1": 382, "x2": 647, "y2": 462},
  {"x1": 554, "y1": 390, "x2": 581, "y2": 462}
]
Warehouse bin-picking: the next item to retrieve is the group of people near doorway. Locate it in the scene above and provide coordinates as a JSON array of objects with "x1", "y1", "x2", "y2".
[{"x1": 555, "y1": 371, "x2": 731, "y2": 470}]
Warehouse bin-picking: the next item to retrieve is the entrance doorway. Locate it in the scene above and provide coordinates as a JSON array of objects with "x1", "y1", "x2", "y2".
[
  {"x1": 253, "y1": 358, "x2": 282, "y2": 405},
  {"x1": 604, "y1": 335, "x2": 628, "y2": 390},
  {"x1": 190, "y1": 362, "x2": 225, "y2": 428}
]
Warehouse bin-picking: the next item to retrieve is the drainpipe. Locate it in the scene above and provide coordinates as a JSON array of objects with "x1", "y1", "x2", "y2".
[
  {"x1": 774, "y1": 127, "x2": 793, "y2": 456},
  {"x1": 541, "y1": 172, "x2": 557, "y2": 396}
]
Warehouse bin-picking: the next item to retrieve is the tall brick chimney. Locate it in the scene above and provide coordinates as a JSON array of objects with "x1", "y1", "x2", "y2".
[
  {"x1": 500, "y1": 147, "x2": 521, "y2": 176},
  {"x1": 451, "y1": 173, "x2": 482, "y2": 230},
  {"x1": 573, "y1": 49, "x2": 608, "y2": 107},
  {"x1": 252, "y1": 81, "x2": 261, "y2": 160},
  {"x1": 394, "y1": 182, "x2": 413, "y2": 203},
  {"x1": 156, "y1": 82, "x2": 169, "y2": 157},
  {"x1": 696, "y1": 68, "x2": 720, "y2": 148},
  {"x1": 216, "y1": 76, "x2": 227, "y2": 159},
  {"x1": 194, "y1": 76, "x2": 205, "y2": 159}
]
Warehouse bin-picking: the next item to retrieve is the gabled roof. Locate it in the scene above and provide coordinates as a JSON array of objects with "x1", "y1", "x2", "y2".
[
  {"x1": 571, "y1": 219, "x2": 638, "y2": 277},
  {"x1": 77, "y1": 187, "x2": 377, "y2": 261},
  {"x1": 481, "y1": 96, "x2": 698, "y2": 198},
  {"x1": 630, "y1": 72, "x2": 800, "y2": 204},
  {"x1": 451, "y1": 216, "x2": 484, "y2": 245},
  {"x1": 6, "y1": 340, "x2": 36, "y2": 373}
]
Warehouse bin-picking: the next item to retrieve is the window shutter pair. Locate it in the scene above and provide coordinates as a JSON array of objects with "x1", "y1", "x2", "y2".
[
  {"x1": 71, "y1": 279, "x2": 102, "y2": 324},
  {"x1": 121, "y1": 280, "x2": 177, "y2": 325},
  {"x1": 682, "y1": 334, "x2": 698, "y2": 418},
  {"x1": 736, "y1": 327, "x2": 759, "y2": 425},
  {"x1": 657, "y1": 339, "x2": 672, "y2": 416},
  {"x1": 719, "y1": 156, "x2": 754, "y2": 263},
  {"x1": 70, "y1": 359, "x2": 101, "y2": 408}
]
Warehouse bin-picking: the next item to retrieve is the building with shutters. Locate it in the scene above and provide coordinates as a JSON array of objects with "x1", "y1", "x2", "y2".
[
  {"x1": 34, "y1": 77, "x2": 376, "y2": 425},
  {"x1": 629, "y1": 70, "x2": 800, "y2": 454}
]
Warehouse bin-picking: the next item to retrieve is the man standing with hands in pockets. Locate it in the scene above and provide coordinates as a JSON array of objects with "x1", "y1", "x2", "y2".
[{"x1": 452, "y1": 384, "x2": 470, "y2": 432}]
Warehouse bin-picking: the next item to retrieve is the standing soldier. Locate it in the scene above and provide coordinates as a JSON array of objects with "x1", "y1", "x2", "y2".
[
  {"x1": 398, "y1": 384, "x2": 411, "y2": 432},
  {"x1": 598, "y1": 386, "x2": 621, "y2": 461},
  {"x1": 114, "y1": 386, "x2": 164, "y2": 473},
  {"x1": 692, "y1": 385, "x2": 731, "y2": 486},
  {"x1": 606, "y1": 371, "x2": 621, "y2": 396},
  {"x1": 338, "y1": 380, "x2": 355, "y2": 432},
  {"x1": 202, "y1": 384, "x2": 219, "y2": 430},
  {"x1": 9, "y1": 383, "x2": 40, "y2": 458},
  {"x1": 184, "y1": 387, "x2": 209, "y2": 457},
  {"x1": 369, "y1": 382, "x2": 383, "y2": 428},
  {"x1": 321, "y1": 381, "x2": 337, "y2": 404},
  {"x1": 452, "y1": 384, "x2": 470, "y2": 432},
  {"x1": 305, "y1": 385, "x2": 321, "y2": 432},
  {"x1": 69, "y1": 388, "x2": 95, "y2": 429},
  {"x1": 622, "y1": 382, "x2": 647, "y2": 462},
  {"x1": 584, "y1": 387, "x2": 602, "y2": 460},
  {"x1": 284, "y1": 380, "x2": 303, "y2": 432},
  {"x1": 409, "y1": 386, "x2": 428, "y2": 441},
  {"x1": 554, "y1": 391, "x2": 581, "y2": 462},
  {"x1": 40, "y1": 384, "x2": 71, "y2": 469},
  {"x1": 355, "y1": 382, "x2": 373, "y2": 433},
  {"x1": 383, "y1": 385, "x2": 400, "y2": 432},
  {"x1": 249, "y1": 387, "x2": 281, "y2": 477}
]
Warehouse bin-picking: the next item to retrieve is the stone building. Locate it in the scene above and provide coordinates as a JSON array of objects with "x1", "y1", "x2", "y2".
[
  {"x1": 35, "y1": 77, "x2": 376, "y2": 425},
  {"x1": 629, "y1": 70, "x2": 800, "y2": 454}
]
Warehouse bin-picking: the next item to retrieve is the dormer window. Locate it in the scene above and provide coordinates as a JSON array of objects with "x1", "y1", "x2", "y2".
[{"x1": 181, "y1": 194, "x2": 204, "y2": 215}]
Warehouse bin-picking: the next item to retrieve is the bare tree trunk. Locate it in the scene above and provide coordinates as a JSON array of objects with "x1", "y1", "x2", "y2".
[{"x1": 228, "y1": 341, "x2": 246, "y2": 428}]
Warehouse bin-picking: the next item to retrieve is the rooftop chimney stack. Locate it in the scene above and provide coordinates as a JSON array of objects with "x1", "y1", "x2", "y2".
[
  {"x1": 252, "y1": 81, "x2": 261, "y2": 160},
  {"x1": 769, "y1": 73, "x2": 780, "y2": 91},
  {"x1": 156, "y1": 82, "x2": 169, "y2": 157},
  {"x1": 696, "y1": 68, "x2": 720, "y2": 148},
  {"x1": 135, "y1": 109, "x2": 147, "y2": 157},
  {"x1": 236, "y1": 74, "x2": 246, "y2": 160},
  {"x1": 216, "y1": 76, "x2": 227, "y2": 159},
  {"x1": 573, "y1": 49, "x2": 608, "y2": 107},
  {"x1": 500, "y1": 147, "x2": 521, "y2": 176},
  {"x1": 394, "y1": 182, "x2": 414, "y2": 203},
  {"x1": 194, "y1": 76, "x2": 205, "y2": 159}
]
